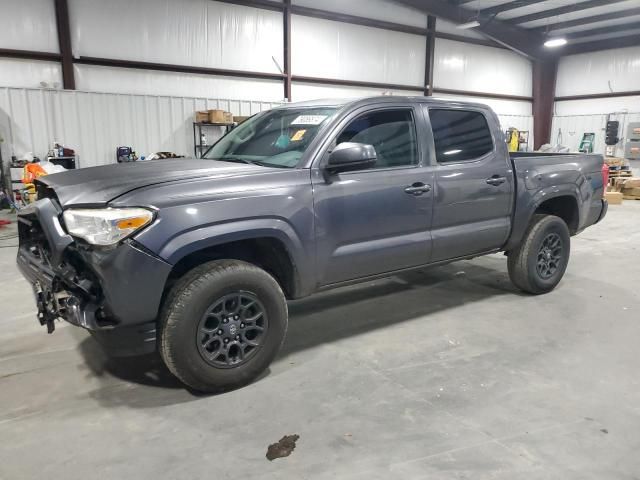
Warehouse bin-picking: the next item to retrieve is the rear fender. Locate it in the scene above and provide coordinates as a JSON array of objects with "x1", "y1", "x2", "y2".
[{"x1": 505, "y1": 183, "x2": 581, "y2": 251}]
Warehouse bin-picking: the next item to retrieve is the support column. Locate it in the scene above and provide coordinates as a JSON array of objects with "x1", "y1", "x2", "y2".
[
  {"x1": 532, "y1": 58, "x2": 558, "y2": 149},
  {"x1": 424, "y1": 15, "x2": 436, "y2": 96},
  {"x1": 54, "y1": 0, "x2": 76, "y2": 90},
  {"x1": 283, "y1": 0, "x2": 292, "y2": 101}
]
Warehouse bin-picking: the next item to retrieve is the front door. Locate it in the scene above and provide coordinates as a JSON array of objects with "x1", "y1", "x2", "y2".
[{"x1": 311, "y1": 106, "x2": 435, "y2": 286}]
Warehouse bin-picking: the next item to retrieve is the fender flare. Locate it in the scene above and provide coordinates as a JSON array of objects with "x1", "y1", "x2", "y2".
[{"x1": 158, "y1": 217, "x2": 314, "y2": 296}]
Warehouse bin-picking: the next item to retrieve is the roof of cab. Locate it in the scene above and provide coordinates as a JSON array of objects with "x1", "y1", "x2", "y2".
[{"x1": 273, "y1": 95, "x2": 492, "y2": 111}]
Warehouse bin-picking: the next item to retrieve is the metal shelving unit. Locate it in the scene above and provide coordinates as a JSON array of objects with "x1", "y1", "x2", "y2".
[{"x1": 193, "y1": 122, "x2": 233, "y2": 158}]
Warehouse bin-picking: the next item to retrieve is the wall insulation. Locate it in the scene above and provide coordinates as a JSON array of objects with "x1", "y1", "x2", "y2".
[
  {"x1": 291, "y1": 15, "x2": 425, "y2": 87},
  {"x1": 74, "y1": 64, "x2": 285, "y2": 101},
  {"x1": 0, "y1": 58, "x2": 62, "y2": 89},
  {"x1": 0, "y1": 87, "x2": 280, "y2": 168},
  {"x1": 433, "y1": 39, "x2": 532, "y2": 98},
  {"x1": 0, "y1": 0, "x2": 59, "y2": 53},
  {"x1": 556, "y1": 46, "x2": 640, "y2": 97},
  {"x1": 69, "y1": 0, "x2": 284, "y2": 75}
]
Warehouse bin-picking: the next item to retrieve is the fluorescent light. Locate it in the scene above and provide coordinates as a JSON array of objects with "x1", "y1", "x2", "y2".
[
  {"x1": 457, "y1": 20, "x2": 480, "y2": 29},
  {"x1": 544, "y1": 37, "x2": 567, "y2": 48}
]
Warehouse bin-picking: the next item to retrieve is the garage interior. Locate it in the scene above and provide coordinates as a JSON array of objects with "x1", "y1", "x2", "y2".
[{"x1": 1, "y1": 0, "x2": 640, "y2": 478}]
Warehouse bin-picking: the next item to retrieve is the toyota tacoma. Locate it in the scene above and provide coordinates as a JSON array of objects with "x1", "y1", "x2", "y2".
[{"x1": 17, "y1": 96, "x2": 608, "y2": 392}]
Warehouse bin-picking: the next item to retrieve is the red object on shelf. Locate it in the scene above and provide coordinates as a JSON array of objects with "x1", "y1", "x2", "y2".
[{"x1": 0, "y1": 219, "x2": 11, "y2": 226}]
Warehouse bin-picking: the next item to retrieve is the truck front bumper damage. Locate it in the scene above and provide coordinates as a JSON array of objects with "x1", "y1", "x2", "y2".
[{"x1": 16, "y1": 198, "x2": 172, "y2": 356}]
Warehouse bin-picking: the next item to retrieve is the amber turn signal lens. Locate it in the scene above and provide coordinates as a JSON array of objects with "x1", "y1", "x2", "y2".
[{"x1": 117, "y1": 216, "x2": 149, "y2": 230}]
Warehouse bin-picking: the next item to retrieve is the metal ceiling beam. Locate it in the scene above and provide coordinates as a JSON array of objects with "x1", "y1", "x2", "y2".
[
  {"x1": 393, "y1": 0, "x2": 548, "y2": 59},
  {"x1": 508, "y1": 0, "x2": 627, "y2": 25},
  {"x1": 531, "y1": 7, "x2": 640, "y2": 33},
  {"x1": 479, "y1": 0, "x2": 547, "y2": 16},
  {"x1": 560, "y1": 33, "x2": 640, "y2": 56},
  {"x1": 0, "y1": 49, "x2": 61, "y2": 62},
  {"x1": 564, "y1": 23, "x2": 640, "y2": 39}
]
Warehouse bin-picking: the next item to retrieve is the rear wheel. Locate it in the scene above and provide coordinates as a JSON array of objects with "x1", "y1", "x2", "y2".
[
  {"x1": 159, "y1": 260, "x2": 288, "y2": 392},
  {"x1": 508, "y1": 214, "x2": 570, "y2": 294}
]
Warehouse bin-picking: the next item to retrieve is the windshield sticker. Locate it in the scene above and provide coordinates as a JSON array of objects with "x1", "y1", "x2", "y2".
[
  {"x1": 291, "y1": 115, "x2": 328, "y2": 125},
  {"x1": 291, "y1": 129, "x2": 306, "y2": 142}
]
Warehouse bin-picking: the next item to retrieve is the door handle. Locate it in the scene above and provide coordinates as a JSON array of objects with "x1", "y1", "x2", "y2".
[
  {"x1": 404, "y1": 182, "x2": 431, "y2": 196},
  {"x1": 486, "y1": 175, "x2": 507, "y2": 186}
]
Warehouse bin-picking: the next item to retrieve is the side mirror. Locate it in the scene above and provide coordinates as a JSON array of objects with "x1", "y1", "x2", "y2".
[{"x1": 326, "y1": 142, "x2": 377, "y2": 173}]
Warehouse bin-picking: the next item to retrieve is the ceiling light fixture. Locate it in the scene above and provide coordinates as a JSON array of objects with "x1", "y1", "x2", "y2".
[
  {"x1": 457, "y1": 20, "x2": 480, "y2": 29},
  {"x1": 544, "y1": 37, "x2": 567, "y2": 48}
]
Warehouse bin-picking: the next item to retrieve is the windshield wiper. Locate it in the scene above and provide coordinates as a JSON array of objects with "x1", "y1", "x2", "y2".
[
  {"x1": 210, "y1": 156, "x2": 258, "y2": 165},
  {"x1": 210, "y1": 156, "x2": 288, "y2": 168}
]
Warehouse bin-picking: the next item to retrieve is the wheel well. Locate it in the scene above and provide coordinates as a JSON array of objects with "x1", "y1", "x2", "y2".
[
  {"x1": 167, "y1": 237, "x2": 297, "y2": 299},
  {"x1": 536, "y1": 196, "x2": 579, "y2": 234}
]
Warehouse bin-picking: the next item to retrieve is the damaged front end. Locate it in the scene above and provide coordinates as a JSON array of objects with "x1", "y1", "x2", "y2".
[{"x1": 16, "y1": 197, "x2": 172, "y2": 355}]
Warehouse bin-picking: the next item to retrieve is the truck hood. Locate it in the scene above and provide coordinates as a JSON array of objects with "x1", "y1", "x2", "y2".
[{"x1": 36, "y1": 159, "x2": 265, "y2": 207}]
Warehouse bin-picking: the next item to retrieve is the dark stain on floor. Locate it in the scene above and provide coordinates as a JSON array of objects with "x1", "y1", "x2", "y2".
[{"x1": 266, "y1": 434, "x2": 300, "y2": 461}]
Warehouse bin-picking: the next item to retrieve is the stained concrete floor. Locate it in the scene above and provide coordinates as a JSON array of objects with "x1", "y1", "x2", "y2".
[{"x1": 1, "y1": 203, "x2": 640, "y2": 479}]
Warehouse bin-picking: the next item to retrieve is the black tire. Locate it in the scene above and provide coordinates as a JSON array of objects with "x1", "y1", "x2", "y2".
[
  {"x1": 507, "y1": 214, "x2": 570, "y2": 295},
  {"x1": 159, "y1": 259, "x2": 288, "y2": 392}
]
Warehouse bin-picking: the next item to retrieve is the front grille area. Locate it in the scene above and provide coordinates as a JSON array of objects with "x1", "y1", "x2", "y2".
[{"x1": 18, "y1": 211, "x2": 53, "y2": 267}]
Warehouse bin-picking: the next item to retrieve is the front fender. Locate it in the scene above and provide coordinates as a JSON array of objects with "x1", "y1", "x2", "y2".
[{"x1": 154, "y1": 217, "x2": 315, "y2": 296}]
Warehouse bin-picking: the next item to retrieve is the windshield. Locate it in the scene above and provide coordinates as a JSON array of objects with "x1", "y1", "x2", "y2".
[{"x1": 204, "y1": 107, "x2": 337, "y2": 168}]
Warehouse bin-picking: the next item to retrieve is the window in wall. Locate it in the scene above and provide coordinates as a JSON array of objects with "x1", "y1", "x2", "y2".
[
  {"x1": 429, "y1": 109, "x2": 493, "y2": 163},
  {"x1": 336, "y1": 109, "x2": 418, "y2": 169}
]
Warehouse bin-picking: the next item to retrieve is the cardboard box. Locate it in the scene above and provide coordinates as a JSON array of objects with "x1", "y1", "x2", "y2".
[
  {"x1": 234, "y1": 115, "x2": 250, "y2": 124},
  {"x1": 605, "y1": 191, "x2": 623, "y2": 205},
  {"x1": 618, "y1": 177, "x2": 640, "y2": 189},
  {"x1": 622, "y1": 187, "x2": 640, "y2": 197},
  {"x1": 208, "y1": 109, "x2": 233, "y2": 124},
  {"x1": 604, "y1": 157, "x2": 626, "y2": 166},
  {"x1": 195, "y1": 111, "x2": 209, "y2": 123}
]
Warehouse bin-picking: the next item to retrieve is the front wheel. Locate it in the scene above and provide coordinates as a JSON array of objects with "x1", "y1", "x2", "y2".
[
  {"x1": 159, "y1": 260, "x2": 288, "y2": 392},
  {"x1": 508, "y1": 214, "x2": 571, "y2": 295}
]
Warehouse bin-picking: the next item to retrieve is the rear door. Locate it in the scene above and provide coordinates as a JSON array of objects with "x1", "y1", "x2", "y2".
[{"x1": 424, "y1": 107, "x2": 513, "y2": 262}]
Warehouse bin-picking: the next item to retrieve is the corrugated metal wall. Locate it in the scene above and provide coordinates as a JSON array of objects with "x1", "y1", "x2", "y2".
[
  {"x1": 0, "y1": 87, "x2": 280, "y2": 168},
  {"x1": 551, "y1": 111, "x2": 640, "y2": 156}
]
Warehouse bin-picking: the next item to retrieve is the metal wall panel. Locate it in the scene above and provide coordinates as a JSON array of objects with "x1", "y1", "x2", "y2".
[
  {"x1": 0, "y1": 87, "x2": 280, "y2": 168},
  {"x1": 551, "y1": 112, "x2": 640, "y2": 156}
]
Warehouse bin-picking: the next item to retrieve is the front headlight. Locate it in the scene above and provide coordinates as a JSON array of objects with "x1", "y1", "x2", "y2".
[{"x1": 63, "y1": 208, "x2": 154, "y2": 246}]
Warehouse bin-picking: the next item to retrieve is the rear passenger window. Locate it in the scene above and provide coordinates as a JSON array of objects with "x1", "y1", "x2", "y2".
[{"x1": 429, "y1": 109, "x2": 493, "y2": 163}]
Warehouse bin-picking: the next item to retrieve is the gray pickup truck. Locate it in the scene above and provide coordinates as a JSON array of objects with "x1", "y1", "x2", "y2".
[{"x1": 17, "y1": 96, "x2": 607, "y2": 392}]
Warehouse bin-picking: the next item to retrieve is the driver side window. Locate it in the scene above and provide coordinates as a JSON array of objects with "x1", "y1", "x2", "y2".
[{"x1": 336, "y1": 109, "x2": 418, "y2": 169}]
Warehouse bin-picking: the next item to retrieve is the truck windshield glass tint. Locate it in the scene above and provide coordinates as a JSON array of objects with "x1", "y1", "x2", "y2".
[
  {"x1": 429, "y1": 109, "x2": 493, "y2": 163},
  {"x1": 205, "y1": 107, "x2": 337, "y2": 168},
  {"x1": 337, "y1": 109, "x2": 418, "y2": 168}
]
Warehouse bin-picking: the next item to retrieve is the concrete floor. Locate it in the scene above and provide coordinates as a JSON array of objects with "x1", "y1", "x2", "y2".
[{"x1": 1, "y1": 203, "x2": 640, "y2": 479}]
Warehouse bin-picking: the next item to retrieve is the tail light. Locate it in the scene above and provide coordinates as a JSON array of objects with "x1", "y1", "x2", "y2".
[{"x1": 602, "y1": 163, "x2": 609, "y2": 198}]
